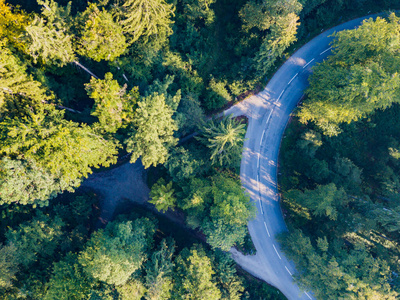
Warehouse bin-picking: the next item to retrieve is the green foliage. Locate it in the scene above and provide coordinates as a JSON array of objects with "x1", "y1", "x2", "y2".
[
  {"x1": 239, "y1": 0, "x2": 302, "y2": 76},
  {"x1": 44, "y1": 253, "x2": 92, "y2": 300},
  {"x1": 0, "y1": 106, "x2": 119, "y2": 203},
  {"x1": 174, "y1": 245, "x2": 221, "y2": 300},
  {"x1": 280, "y1": 230, "x2": 398, "y2": 299},
  {"x1": 79, "y1": 218, "x2": 155, "y2": 286},
  {"x1": 280, "y1": 16, "x2": 400, "y2": 297},
  {"x1": 125, "y1": 93, "x2": 178, "y2": 168},
  {"x1": 24, "y1": 0, "x2": 75, "y2": 66},
  {"x1": 285, "y1": 183, "x2": 347, "y2": 221},
  {"x1": 77, "y1": 3, "x2": 127, "y2": 62},
  {"x1": 0, "y1": 39, "x2": 49, "y2": 116},
  {"x1": 85, "y1": 72, "x2": 138, "y2": 133},
  {"x1": 166, "y1": 146, "x2": 203, "y2": 182},
  {"x1": 204, "y1": 78, "x2": 232, "y2": 111},
  {"x1": 144, "y1": 238, "x2": 175, "y2": 300},
  {"x1": 179, "y1": 172, "x2": 255, "y2": 251},
  {"x1": 5, "y1": 212, "x2": 64, "y2": 268},
  {"x1": 117, "y1": 0, "x2": 175, "y2": 43},
  {"x1": 149, "y1": 178, "x2": 176, "y2": 213},
  {"x1": 197, "y1": 116, "x2": 246, "y2": 168},
  {"x1": 0, "y1": 0, "x2": 28, "y2": 50},
  {"x1": 0, "y1": 243, "x2": 19, "y2": 289},
  {"x1": 0, "y1": 158, "x2": 56, "y2": 207},
  {"x1": 299, "y1": 14, "x2": 400, "y2": 136}
]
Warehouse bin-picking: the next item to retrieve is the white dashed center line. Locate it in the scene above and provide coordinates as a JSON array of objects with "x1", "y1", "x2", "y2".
[
  {"x1": 320, "y1": 47, "x2": 332, "y2": 55},
  {"x1": 285, "y1": 266, "x2": 293, "y2": 276},
  {"x1": 303, "y1": 58, "x2": 315, "y2": 69},
  {"x1": 264, "y1": 222, "x2": 270, "y2": 237},
  {"x1": 273, "y1": 244, "x2": 282, "y2": 259},
  {"x1": 287, "y1": 73, "x2": 298, "y2": 85}
]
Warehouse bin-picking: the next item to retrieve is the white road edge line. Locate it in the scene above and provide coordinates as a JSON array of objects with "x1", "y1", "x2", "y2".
[
  {"x1": 266, "y1": 111, "x2": 272, "y2": 124},
  {"x1": 287, "y1": 73, "x2": 298, "y2": 85},
  {"x1": 260, "y1": 129, "x2": 265, "y2": 146},
  {"x1": 264, "y1": 222, "x2": 270, "y2": 237},
  {"x1": 302, "y1": 58, "x2": 315, "y2": 69},
  {"x1": 320, "y1": 47, "x2": 332, "y2": 55},
  {"x1": 272, "y1": 244, "x2": 281, "y2": 259},
  {"x1": 285, "y1": 266, "x2": 293, "y2": 276},
  {"x1": 277, "y1": 90, "x2": 285, "y2": 101},
  {"x1": 305, "y1": 292, "x2": 312, "y2": 299}
]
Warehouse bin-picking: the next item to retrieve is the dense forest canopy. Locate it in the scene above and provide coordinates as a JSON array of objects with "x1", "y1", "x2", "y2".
[
  {"x1": 280, "y1": 14, "x2": 400, "y2": 299},
  {"x1": 1, "y1": 0, "x2": 400, "y2": 298}
]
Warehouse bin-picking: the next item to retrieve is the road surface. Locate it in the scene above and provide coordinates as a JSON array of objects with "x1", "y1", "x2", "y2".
[{"x1": 225, "y1": 13, "x2": 381, "y2": 300}]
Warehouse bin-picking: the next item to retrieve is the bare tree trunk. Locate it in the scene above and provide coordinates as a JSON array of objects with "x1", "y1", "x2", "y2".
[{"x1": 73, "y1": 61, "x2": 99, "y2": 79}]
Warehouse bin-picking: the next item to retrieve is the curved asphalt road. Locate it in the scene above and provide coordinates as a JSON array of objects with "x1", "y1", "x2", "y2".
[{"x1": 224, "y1": 14, "x2": 382, "y2": 300}]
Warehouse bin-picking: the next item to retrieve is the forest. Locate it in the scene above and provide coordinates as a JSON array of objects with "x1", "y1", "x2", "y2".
[
  {"x1": 280, "y1": 13, "x2": 400, "y2": 299},
  {"x1": 1, "y1": 0, "x2": 400, "y2": 298}
]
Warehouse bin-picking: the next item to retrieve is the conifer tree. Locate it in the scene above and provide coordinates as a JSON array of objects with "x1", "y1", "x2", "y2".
[
  {"x1": 117, "y1": 0, "x2": 175, "y2": 43},
  {"x1": 125, "y1": 93, "x2": 178, "y2": 168}
]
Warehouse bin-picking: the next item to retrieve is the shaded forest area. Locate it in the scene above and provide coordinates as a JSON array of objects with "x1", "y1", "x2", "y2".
[
  {"x1": 1, "y1": 0, "x2": 400, "y2": 299},
  {"x1": 280, "y1": 14, "x2": 400, "y2": 299}
]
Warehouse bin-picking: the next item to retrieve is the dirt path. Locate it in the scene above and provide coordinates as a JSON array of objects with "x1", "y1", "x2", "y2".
[{"x1": 81, "y1": 160, "x2": 150, "y2": 228}]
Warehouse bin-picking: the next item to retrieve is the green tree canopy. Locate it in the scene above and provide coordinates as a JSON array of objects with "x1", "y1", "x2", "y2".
[
  {"x1": 44, "y1": 253, "x2": 93, "y2": 300},
  {"x1": 0, "y1": 39, "x2": 49, "y2": 116},
  {"x1": 285, "y1": 183, "x2": 347, "y2": 221},
  {"x1": 197, "y1": 116, "x2": 246, "y2": 168},
  {"x1": 117, "y1": 0, "x2": 175, "y2": 43},
  {"x1": 77, "y1": 3, "x2": 127, "y2": 61},
  {"x1": 144, "y1": 238, "x2": 175, "y2": 300},
  {"x1": 79, "y1": 218, "x2": 155, "y2": 286},
  {"x1": 299, "y1": 14, "x2": 400, "y2": 136},
  {"x1": 149, "y1": 178, "x2": 176, "y2": 213},
  {"x1": 24, "y1": 0, "x2": 75, "y2": 66},
  {"x1": 85, "y1": 72, "x2": 138, "y2": 133},
  {"x1": 0, "y1": 106, "x2": 119, "y2": 205},
  {"x1": 125, "y1": 92, "x2": 178, "y2": 168},
  {"x1": 5, "y1": 212, "x2": 65, "y2": 268},
  {"x1": 173, "y1": 246, "x2": 221, "y2": 300},
  {"x1": 239, "y1": 0, "x2": 302, "y2": 75}
]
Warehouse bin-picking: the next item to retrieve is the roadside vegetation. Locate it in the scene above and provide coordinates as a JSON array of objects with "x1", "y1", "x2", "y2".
[
  {"x1": 279, "y1": 14, "x2": 400, "y2": 299},
  {"x1": 1, "y1": 0, "x2": 400, "y2": 298}
]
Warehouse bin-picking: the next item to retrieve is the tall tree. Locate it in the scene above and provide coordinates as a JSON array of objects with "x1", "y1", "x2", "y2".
[
  {"x1": 285, "y1": 183, "x2": 347, "y2": 221},
  {"x1": 117, "y1": 0, "x2": 175, "y2": 43},
  {"x1": 0, "y1": 158, "x2": 56, "y2": 207},
  {"x1": 125, "y1": 93, "x2": 178, "y2": 168},
  {"x1": 5, "y1": 212, "x2": 65, "y2": 268},
  {"x1": 239, "y1": 0, "x2": 302, "y2": 76},
  {"x1": 85, "y1": 72, "x2": 138, "y2": 133},
  {"x1": 299, "y1": 14, "x2": 400, "y2": 136},
  {"x1": 44, "y1": 253, "x2": 92, "y2": 300},
  {"x1": 0, "y1": 39, "x2": 49, "y2": 116},
  {"x1": 79, "y1": 219, "x2": 155, "y2": 286},
  {"x1": 144, "y1": 238, "x2": 175, "y2": 300},
  {"x1": 24, "y1": 0, "x2": 75, "y2": 66},
  {"x1": 77, "y1": 3, "x2": 127, "y2": 61},
  {"x1": 0, "y1": 0, "x2": 28, "y2": 50},
  {"x1": 0, "y1": 106, "x2": 119, "y2": 204},
  {"x1": 173, "y1": 246, "x2": 221, "y2": 300},
  {"x1": 149, "y1": 178, "x2": 176, "y2": 213},
  {"x1": 197, "y1": 116, "x2": 246, "y2": 167},
  {"x1": 0, "y1": 243, "x2": 19, "y2": 289}
]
